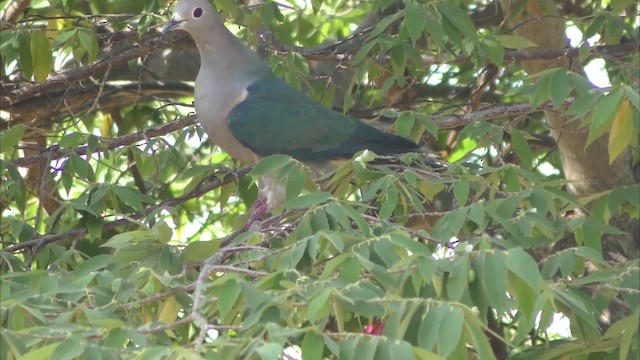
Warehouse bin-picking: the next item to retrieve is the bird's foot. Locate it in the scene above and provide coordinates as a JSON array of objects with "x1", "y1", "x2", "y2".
[{"x1": 244, "y1": 195, "x2": 270, "y2": 229}]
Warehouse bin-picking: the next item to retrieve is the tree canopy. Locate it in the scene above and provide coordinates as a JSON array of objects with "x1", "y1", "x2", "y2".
[{"x1": 1, "y1": 0, "x2": 639, "y2": 359}]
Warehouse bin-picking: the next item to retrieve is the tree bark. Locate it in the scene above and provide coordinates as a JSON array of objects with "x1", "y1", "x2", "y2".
[{"x1": 500, "y1": 0, "x2": 638, "y2": 328}]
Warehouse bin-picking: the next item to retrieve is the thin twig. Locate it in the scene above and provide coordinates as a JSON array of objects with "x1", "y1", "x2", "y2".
[
  {"x1": 117, "y1": 282, "x2": 198, "y2": 310},
  {"x1": 33, "y1": 147, "x2": 53, "y2": 230},
  {"x1": 191, "y1": 251, "x2": 225, "y2": 350},
  {"x1": 9, "y1": 115, "x2": 198, "y2": 168}
]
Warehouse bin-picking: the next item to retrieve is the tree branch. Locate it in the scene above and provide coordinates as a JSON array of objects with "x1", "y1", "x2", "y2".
[
  {"x1": 8, "y1": 97, "x2": 574, "y2": 170},
  {"x1": 1, "y1": 30, "x2": 186, "y2": 108},
  {"x1": 1, "y1": 0, "x2": 31, "y2": 24},
  {"x1": 9, "y1": 115, "x2": 197, "y2": 168},
  {"x1": 2, "y1": 81, "x2": 194, "y2": 130},
  {"x1": 273, "y1": 41, "x2": 639, "y2": 65},
  {"x1": 2, "y1": 166, "x2": 252, "y2": 253},
  {"x1": 433, "y1": 98, "x2": 575, "y2": 129},
  {"x1": 4, "y1": 26, "x2": 634, "y2": 111}
]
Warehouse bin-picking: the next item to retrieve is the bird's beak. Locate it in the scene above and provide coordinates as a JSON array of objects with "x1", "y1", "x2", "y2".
[{"x1": 162, "y1": 18, "x2": 185, "y2": 34}]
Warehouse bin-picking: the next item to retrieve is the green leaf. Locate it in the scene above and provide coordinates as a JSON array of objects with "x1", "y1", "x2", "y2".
[
  {"x1": 389, "y1": 340, "x2": 414, "y2": 360},
  {"x1": 256, "y1": 342, "x2": 283, "y2": 360},
  {"x1": 0, "y1": 125, "x2": 25, "y2": 154},
  {"x1": 285, "y1": 164, "x2": 306, "y2": 200},
  {"x1": 310, "y1": 0, "x2": 322, "y2": 14},
  {"x1": 390, "y1": 231, "x2": 430, "y2": 256},
  {"x1": 368, "y1": 12, "x2": 402, "y2": 39},
  {"x1": 440, "y1": 16, "x2": 464, "y2": 52},
  {"x1": 339, "y1": 337, "x2": 359, "y2": 360},
  {"x1": 18, "y1": 31, "x2": 33, "y2": 79},
  {"x1": 602, "y1": 311, "x2": 639, "y2": 360},
  {"x1": 468, "y1": 202, "x2": 484, "y2": 227},
  {"x1": 302, "y1": 332, "x2": 324, "y2": 360},
  {"x1": 353, "y1": 40, "x2": 378, "y2": 65},
  {"x1": 608, "y1": 99, "x2": 636, "y2": 163},
  {"x1": 552, "y1": 287, "x2": 599, "y2": 339},
  {"x1": 283, "y1": 192, "x2": 332, "y2": 210},
  {"x1": 218, "y1": 279, "x2": 241, "y2": 320},
  {"x1": 102, "y1": 229, "x2": 153, "y2": 249},
  {"x1": 541, "y1": 251, "x2": 576, "y2": 279},
  {"x1": 52, "y1": 28, "x2": 77, "y2": 47},
  {"x1": 181, "y1": 241, "x2": 220, "y2": 262},
  {"x1": 494, "y1": 34, "x2": 538, "y2": 49},
  {"x1": 379, "y1": 187, "x2": 399, "y2": 219},
  {"x1": 574, "y1": 246, "x2": 605, "y2": 265},
  {"x1": 114, "y1": 186, "x2": 152, "y2": 212},
  {"x1": 433, "y1": 206, "x2": 468, "y2": 240},
  {"x1": 463, "y1": 319, "x2": 497, "y2": 360},
  {"x1": 308, "y1": 288, "x2": 331, "y2": 322},
  {"x1": 418, "y1": 305, "x2": 447, "y2": 350},
  {"x1": 356, "y1": 337, "x2": 380, "y2": 359},
  {"x1": 68, "y1": 153, "x2": 94, "y2": 181},
  {"x1": 51, "y1": 335, "x2": 85, "y2": 360},
  {"x1": 586, "y1": 88, "x2": 625, "y2": 148},
  {"x1": 566, "y1": 91, "x2": 599, "y2": 118},
  {"x1": 529, "y1": 74, "x2": 552, "y2": 109},
  {"x1": 389, "y1": 44, "x2": 406, "y2": 77},
  {"x1": 549, "y1": 69, "x2": 572, "y2": 108},
  {"x1": 282, "y1": 237, "x2": 308, "y2": 268},
  {"x1": 437, "y1": 307, "x2": 463, "y2": 357},
  {"x1": 339, "y1": 255, "x2": 359, "y2": 283},
  {"x1": 59, "y1": 132, "x2": 88, "y2": 148},
  {"x1": 416, "y1": 114, "x2": 438, "y2": 139},
  {"x1": 446, "y1": 256, "x2": 468, "y2": 301},
  {"x1": 74, "y1": 254, "x2": 112, "y2": 277},
  {"x1": 505, "y1": 248, "x2": 541, "y2": 291},
  {"x1": 342, "y1": 204, "x2": 371, "y2": 237},
  {"x1": 623, "y1": 84, "x2": 640, "y2": 111},
  {"x1": 417, "y1": 256, "x2": 437, "y2": 281},
  {"x1": 19, "y1": 343, "x2": 60, "y2": 360},
  {"x1": 481, "y1": 38, "x2": 505, "y2": 68},
  {"x1": 57, "y1": 273, "x2": 96, "y2": 294},
  {"x1": 250, "y1": 155, "x2": 293, "y2": 177},
  {"x1": 404, "y1": 3, "x2": 427, "y2": 45},
  {"x1": 413, "y1": 348, "x2": 447, "y2": 360},
  {"x1": 437, "y1": 2, "x2": 478, "y2": 45},
  {"x1": 180, "y1": 164, "x2": 218, "y2": 179},
  {"x1": 395, "y1": 112, "x2": 415, "y2": 137},
  {"x1": 423, "y1": 8, "x2": 447, "y2": 50},
  {"x1": 30, "y1": 30, "x2": 53, "y2": 83},
  {"x1": 78, "y1": 29, "x2": 99, "y2": 63},
  {"x1": 509, "y1": 275, "x2": 538, "y2": 343},
  {"x1": 510, "y1": 130, "x2": 533, "y2": 170},
  {"x1": 453, "y1": 180, "x2": 469, "y2": 206},
  {"x1": 482, "y1": 251, "x2": 508, "y2": 314}
]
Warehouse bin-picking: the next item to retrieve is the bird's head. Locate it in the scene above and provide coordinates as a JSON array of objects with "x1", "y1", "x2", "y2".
[{"x1": 162, "y1": 0, "x2": 220, "y2": 35}]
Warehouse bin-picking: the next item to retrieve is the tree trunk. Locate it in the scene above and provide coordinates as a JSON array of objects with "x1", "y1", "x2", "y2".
[{"x1": 500, "y1": 0, "x2": 638, "y2": 328}]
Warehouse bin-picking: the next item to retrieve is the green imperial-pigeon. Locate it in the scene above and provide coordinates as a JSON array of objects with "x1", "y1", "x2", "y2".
[{"x1": 163, "y1": 0, "x2": 421, "y2": 211}]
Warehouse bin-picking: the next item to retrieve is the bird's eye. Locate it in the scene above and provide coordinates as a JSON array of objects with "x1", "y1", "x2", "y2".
[{"x1": 193, "y1": 7, "x2": 203, "y2": 18}]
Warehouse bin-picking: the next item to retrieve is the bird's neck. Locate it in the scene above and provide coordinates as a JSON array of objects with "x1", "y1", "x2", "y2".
[{"x1": 192, "y1": 25, "x2": 269, "y2": 83}]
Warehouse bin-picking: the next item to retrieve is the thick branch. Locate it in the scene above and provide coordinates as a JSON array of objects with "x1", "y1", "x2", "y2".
[
  {"x1": 4, "y1": 30, "x2": 635, "y2": 110},
  {"x1": 1, "y1": 30, "x2": 186, "y2": 108},
  {"x1": 2, "y1": 81, "x2": 194, "y2": 130},
  {"x1": 1, "y1": 0, "x2": 31, "y2": 24}
]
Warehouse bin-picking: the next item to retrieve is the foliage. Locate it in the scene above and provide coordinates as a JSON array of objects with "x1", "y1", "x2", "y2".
[{"x1": 1, "y1": 0, "x2": 639, "y2": 359}]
